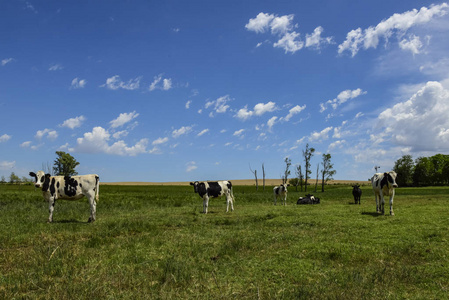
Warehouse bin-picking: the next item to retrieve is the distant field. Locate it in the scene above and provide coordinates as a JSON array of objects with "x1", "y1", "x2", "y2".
[
  {"x1": 1, "y1": 184, "x2": 448, "y2": 299},
  {"x1": 101, "y1": 179, "x2": 369, "y2": 186}
]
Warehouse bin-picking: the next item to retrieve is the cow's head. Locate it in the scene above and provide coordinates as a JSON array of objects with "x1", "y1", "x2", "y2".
[
  {"x1": 280, "y1": 183, "x2": 289, "y2": 191},
  {"x1": 385, "y1": 171, "x2": 398, "y2": 188},
  {"x1": 190, "y1": 181, "x2": 199, "y2": 193},
  {"x1": 29, "y1": 171, "x2": 51, "y2": 190}
]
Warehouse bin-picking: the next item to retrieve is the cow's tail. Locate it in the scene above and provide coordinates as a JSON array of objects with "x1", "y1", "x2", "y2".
[
  {"x1": 228, "y1": 181, "x2": 235, "y2": 202},
  {"x1": 95, "y1": 176, "x2": 100, "y2": 202}
]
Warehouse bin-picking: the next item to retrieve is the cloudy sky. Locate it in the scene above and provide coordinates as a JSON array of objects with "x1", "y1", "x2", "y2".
[{"x1": 1, "y1": 0, "x2": 449, "y2": 182}]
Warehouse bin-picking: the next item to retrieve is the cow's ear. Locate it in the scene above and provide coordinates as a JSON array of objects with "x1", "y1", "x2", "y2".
[
  {"x1": 45, "y1": 174, "x2": 51, "y2": 178},
  {"x1": 29, "y1": 172, "x2": 36, "y2": 177}
]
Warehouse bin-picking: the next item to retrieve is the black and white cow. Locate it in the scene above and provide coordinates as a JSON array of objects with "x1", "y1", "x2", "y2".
[
  {"x1": 29, "y1": 171, "x2": 100, "y2": 223},
  {"x1": 352, "y1": 184, "x2": 362, "y2": 205},
  {"x1": 273, "y1": 183, "x2": 289, "y2": 205},
  {"x1": 371, "y1": 171, "x2": 398, "y2": 215},
  {"x1": 297, "y1": 194, "x2": 320, "y2": 205},
  {"x1": 190, "y1": 181, "x2": 234, "y2": 214}
]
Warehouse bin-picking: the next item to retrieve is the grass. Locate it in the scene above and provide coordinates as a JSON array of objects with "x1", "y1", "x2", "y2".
[{"x1": 1, "y1": 184, "x2": 448, "y2": 299}]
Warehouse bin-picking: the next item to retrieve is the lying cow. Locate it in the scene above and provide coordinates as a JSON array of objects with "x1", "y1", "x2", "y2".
[
  {"x1": 297, "y1": 194, "x2": 320, "y2": 205},
  {"x1": 352, "y1": 184, "x2": 362, "y2": 204},
  {"x1": 371, "y1": 171, "x2": 398, "y2": 215},
  {"x1": 190, "y1": 181, "x2": 234, "y2": 214},
  {"x1": 29, "y1": 171, "x2": 99, "y2": 223},
  {"x1": 273, "y1": 183, "x2": 289, "y2": 205}
]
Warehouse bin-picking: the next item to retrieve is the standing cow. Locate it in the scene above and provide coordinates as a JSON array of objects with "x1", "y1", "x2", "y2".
[
  {"x1": 273, "y1": 183, "x2": 289, "y2": 205},
  {"x1": 371, "y1": 171, "x2": 398, "y2": 215},
  {"x1": 190, "y1": 181, "x2": 234, "y2": 214},
  {"x1": 352, "y1": 184, "x2": 362, "y2": 204},
  {"x1": 30, "y1": 171, "x2": 99, "y2": 223}
]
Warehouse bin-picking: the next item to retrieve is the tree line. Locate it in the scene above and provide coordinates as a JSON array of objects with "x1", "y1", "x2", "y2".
[{"x1": 393, "y1": 154, "x2": 449, "y2": 187}]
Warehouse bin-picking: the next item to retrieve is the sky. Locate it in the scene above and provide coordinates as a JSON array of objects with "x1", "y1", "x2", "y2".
[{"x1": 1, "y1": 0, "x2": 449, "y2": 183}]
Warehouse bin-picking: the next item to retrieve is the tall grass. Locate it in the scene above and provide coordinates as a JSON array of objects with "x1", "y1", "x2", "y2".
[{"x1": 1, "y1": 184, "x2": 448, "y2": 299}]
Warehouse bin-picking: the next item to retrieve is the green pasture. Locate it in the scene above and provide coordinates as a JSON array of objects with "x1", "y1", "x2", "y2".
[{"x1": 1, "y1": 184, "x2": 448, "y2": 299}]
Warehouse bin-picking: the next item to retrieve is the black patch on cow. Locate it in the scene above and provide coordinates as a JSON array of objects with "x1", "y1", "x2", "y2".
[
  {"x1": 50, "y1": 178, "x2": 56, "y2": 197},
  {"x1": 64, "y1": 176, "x2": 78, "y2": 197},
  {"x1": 274, "y1": 187, "x2": 280, "y2": 195},
  {"x1": 207, "y1": 182, "x2": 222, "y2": 198},
  {"x1": 380, "y1": 173, "x2": 393, "y2": 189},
  {"x1": 196, "y1": 182, "x2": 207, "y2": 197},
  {"x1": 42, "y1": 174, "x2": 51, "y2": 192},
  {"x1": 227, "y1": 181, "x2": 232, "y2": 191},
  {"x1": 57, "y1": 181, "x2": 60, "y2": 188}
]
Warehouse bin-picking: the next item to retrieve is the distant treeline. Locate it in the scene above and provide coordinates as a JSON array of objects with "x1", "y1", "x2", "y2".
[{"x1": 394, "y1": 154, "x2": 449, "y2": 187}]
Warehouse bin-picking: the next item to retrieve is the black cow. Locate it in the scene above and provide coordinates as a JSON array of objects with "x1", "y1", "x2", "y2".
[
  {"x1": 352, "y1": 184, "x2": 362, "y2": 204},
  {"x1": 190, "y1": 181, "x2": 234, "y2": 214}
]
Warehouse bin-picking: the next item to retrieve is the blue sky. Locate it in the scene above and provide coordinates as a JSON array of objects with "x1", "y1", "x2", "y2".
[{"x1": 2, "y1": 0, "x2": 449, "y2": 182}]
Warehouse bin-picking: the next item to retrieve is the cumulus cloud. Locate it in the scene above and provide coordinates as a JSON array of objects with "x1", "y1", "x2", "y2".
[
  {"x1": 60, "y1": 115, "x2": 86, "y2": 129},
  {"x1": 284, "y1": 104, "x2": 306, "y2": 121},
  {"x1": 72, "y1": 126, "x2": 148, "y2": 156},
  {"x1": 233, "y1": 129, "x2": 245, "y2": 137},
  {"x1": 309, "y1": 126, "x2": 333, "y2": 142},
  {"x1": 197, "y1": 129, "x2": 209, "y2": 137},
  {"x1": 267, "y1": 116, "x2": 278, "y2": 131},
  {"x1": 235, "y1": 101, "x2": 277, "y2": 120},
  {"x1": 101, "y1": 75, "x2": 141, "y2": 90},
  {"x1": 70, "y1": 78, "x2": 87, "y2": 89},
  {"x1": 205, "y1": 95, "x2": 232, "y2": 117},
  {"x1": 149, "y1": 74, "x2": 173, "y2": 91},
  {"x1": 399, "y1": 34, "x2": 424, "y2": 55},
  {"x1": 0, "y1": 134, "x2": 11, "y2": 142},
  {"x1": 320, "y1": 88, "x2": 367, "y2": 112},
  {"x1": 374, "y1": 81, "x2": 449, "y2": 151},
  {"x1": 246, "y1": 12, "x2": 333, "y2": 53},
  {"x1": 338, "y1": 3, "x2": 449, "y2": 57},
  {"x1": 172, "y1": 126, "x2": 193, "y2": 138},
  {"x1": 152, "y1": 137, "x2": 169, "y2": 145},
  {"x1": 109, "y1": 111, "x2": 139, "y2": 128},
  {"x1": 35, "y1": 129, "x2": 58, "y2": 140}
]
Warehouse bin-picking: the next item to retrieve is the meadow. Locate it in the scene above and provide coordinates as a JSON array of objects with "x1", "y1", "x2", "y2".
[{"x1": 1, "y1": 183, "x2": 448, "y2": 299}]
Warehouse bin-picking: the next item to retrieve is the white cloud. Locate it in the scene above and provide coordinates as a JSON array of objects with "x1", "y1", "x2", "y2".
[
  {"x1": 72, "y1": 126, "x2": 148, "y2": 156},
  {"x1": 102, "y1": 75, "x2": 141, "y2": 90},
  {"x1": 205, "y1": 95, "x2": 231, "y2": 117},
  {"x1": 1, "y1": 58, "x2": 14, "y2": 66},
  {"x1": 197, "y1": 129, "x2": 209, "y2": 137},
  {"x1": 186, "y1": 161, "x2": 197, "y2": 172},
  {"x1": 185, "y1": 100, "x2": 192, "y2": 109},
  {"x1": 172, "y1": 126, "x2": 193, "y2": 138},
  {"x1": 0, "y1": 134, "x2": 11, "y2": 142},
  {"x1": 399, "y1": 34, "x2": 423, "y2": 55},
  {"x1": 274, "y1": 31, "x2": 304, "y2": 53},
  {"x1": 328, "y1": 140, "x2": 346, "y2": 151},
  {"x1": 320, "y1": 88, "x2": 367, "y2": 112},
  {"x1": 0, "y1": 160, "x2": 15, "y2": 170},
  {"x1": 35, "y1": 129, "x2": 58, "y2": 140},
  {"x1": 305, "y1": 26, "x2": 334, "y2": 50},
  {"x1": 149, "y1": 74, "x2": 173, "y2": 91},
  {"x1": 109, "y1": 111, "x2": 139, "y2": 128},
  {"x1": 112, "y1": 130, "x2": 128, "y2": 139},
  {"x1": 284, "y1": 104, "x2": 306, "y2": 121},
  {"x1": 60, "y1": 115, "x2": 86, "y2": 129},
  {"x1": 338, "y1": 3, "x2": 449, "y2": 56},
  {"x1": 49, "y1": 64, "x2": 63, "y2": 71},
  {"x1": 152, "y1": 137, "x2": 169, "y2": 145},
  {"x1": 20, "y1": 141, "x2": 31, "y2": 148},
  {"x1": 309, "y1": 126, "x2": 333, "y2": 142},
  {"x1": 267, "y1": 116, "x2": 278, "y2": 131},
  {"x1": 70, "y1": 78, "x2": 87, "y2": 89},
  {"x1": 245, "y1": 12, "x2": 275, "y2": 33},
  {"x1": 375, "y1": 80, "x2": 449, "y2": 151},
  {"x1": 233, "y1": 129, "x2": 245, "y2": 137},
  {"x1": 235, "y1": 101, "x2": 277, "y2": 120}
]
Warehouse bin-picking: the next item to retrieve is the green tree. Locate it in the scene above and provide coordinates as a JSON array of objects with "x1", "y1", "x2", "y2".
[
  {"x1": 321, "y1": 153, "x2": 336, "y2": 192},
  {"x1": 413, "y1": 157, "x2": 432, "y2": 186},
  {"x1": 9, "y1": 172, "x2": 20, "y2": 184},
  {"x1": 393, "y1": 155, "x2": 414, "y2": 187},
  {"x1": 303, "y1": 143, "x2": 315, "y2": 192},
  {"x1": 53, "y1": 151, "x2": 80, "y2": 177}
]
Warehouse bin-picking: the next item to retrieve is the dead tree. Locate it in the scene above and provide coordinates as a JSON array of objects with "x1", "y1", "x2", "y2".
[{"x1": 249, "y1": 164, "x2": 258, "y2": 190}]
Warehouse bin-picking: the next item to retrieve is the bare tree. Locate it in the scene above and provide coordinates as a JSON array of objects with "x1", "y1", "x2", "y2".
[
  {"x1": 303, "y1": 143, "x2": 315, "y2": 192},
  {"x1": 249, "y1": 164, "x2": 258, "y2": 190},
  {"x1": 321, "y1": 153, "x2": 336, "y2": 192},
  {"x1": 282, "y1": 157, "x2": 291, "y2": 184},
  {"x1": 42, "y1": 161, "x2": 53, "y2": 175},
  {"x1": 314, "y1": 163, "x2": 320, "y2": 192},
  {"x1": 262, "y1": 163, "x2": 266, "y2": 191},
  {"x1": 295, "y1": 164, "x2": 304, "y2": 192}
]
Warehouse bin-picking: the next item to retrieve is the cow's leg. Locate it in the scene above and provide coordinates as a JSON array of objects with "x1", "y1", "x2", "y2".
[
  {"x1": 283, "y1": 194, "x2": 287, "y2": 206},
  {"x1": 87, "y1": 194, "x2": 97, "y2": 223},
  {"x1": 389, "y1": 193, "x2": 395, "y2": 216},
  {"x1": 380, "y1": 195, "x2": 385, "y2": 215},
  {"x1": 375, "y1": 193, "x2": 380, "y2": 213},
  {"x1": 48, "y1": 197, "x2": 55, "y2": 223},
  {"x1": 226, "y1": 193, "x2": 234, "y2": 212},
  {"x1": 203, "y1": 195, "x2": 209, "y2": 214}
]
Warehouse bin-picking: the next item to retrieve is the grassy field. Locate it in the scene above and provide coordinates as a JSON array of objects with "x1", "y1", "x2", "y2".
[{"x1": 1, "y1": 183, "x2": 448, "y2": 299}]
